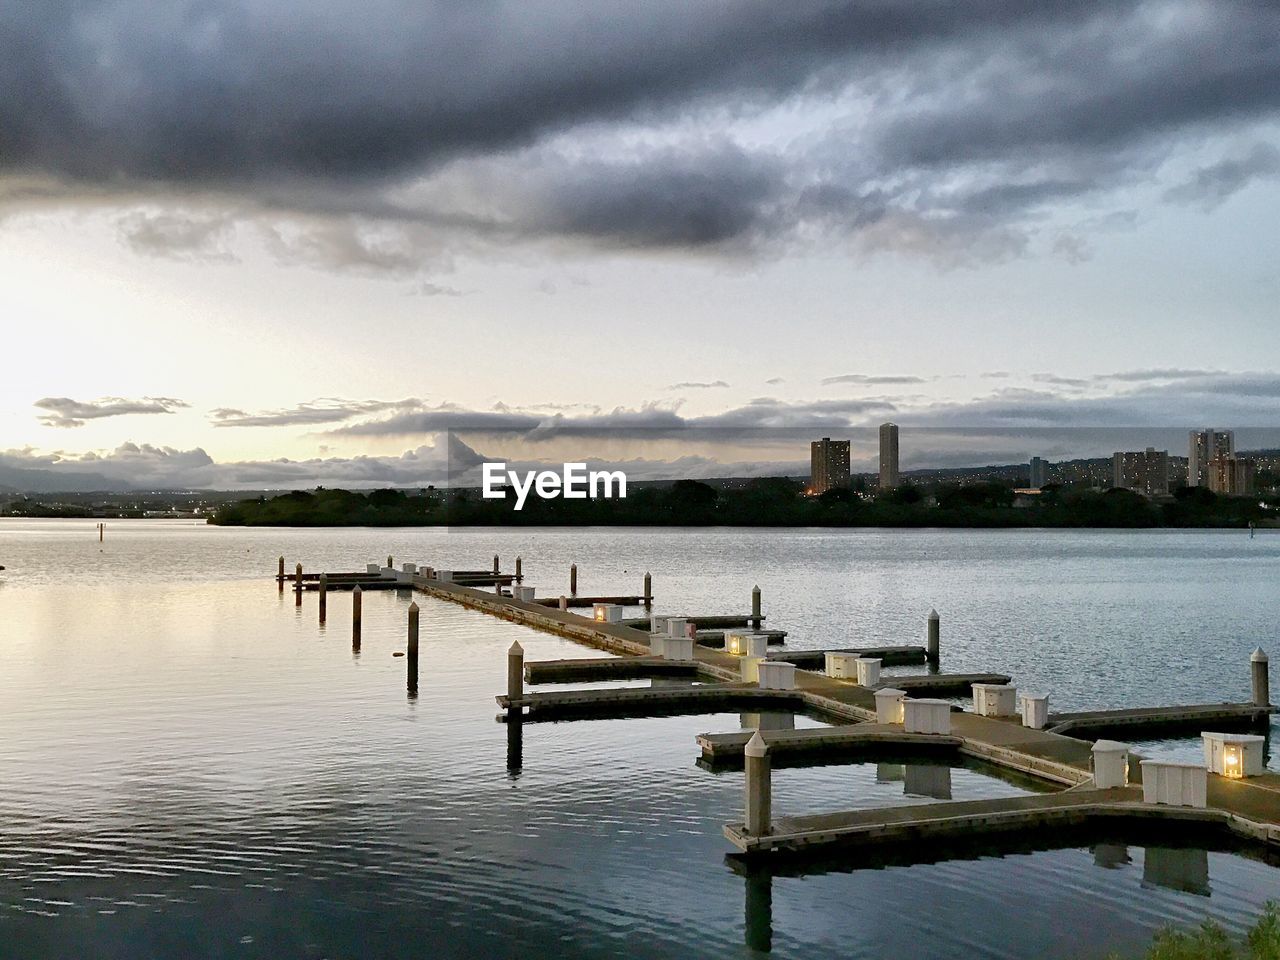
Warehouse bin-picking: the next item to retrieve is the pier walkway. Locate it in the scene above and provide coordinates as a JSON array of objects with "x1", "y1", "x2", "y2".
[{"x1": 276, "y1": 559, "x2": 1279, "y2": 862}]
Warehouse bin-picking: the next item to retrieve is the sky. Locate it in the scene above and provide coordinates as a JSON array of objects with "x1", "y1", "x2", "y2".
[{"x1": 2, "y1": 0, "x2": 1279, "y2": 489}]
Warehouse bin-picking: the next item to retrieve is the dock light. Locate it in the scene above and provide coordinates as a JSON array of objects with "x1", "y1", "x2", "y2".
[
  {"x1": 1224, "y1": 744, "x2": 1242, "y2": 779},
  {"x1": 592, "y1": 603, "x2": 622, "y2": 624},
  {"x1": 727, "y1": 632, "x2": 749, "y2": 656},
  {"x1": 1202, "y1": 732, "x2": 1265, "y2": 779}
]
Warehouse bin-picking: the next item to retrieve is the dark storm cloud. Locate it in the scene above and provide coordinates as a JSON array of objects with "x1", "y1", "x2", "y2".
[
  {"x1": 3, "y1": 1, "x2": 1278, "y2": 261},
  {"x1": 330, "y1": 396, "x2": 899, "y2": 442},
  {"x1": 1164, "y1": 143, "x2": 1280, "y2": 209},
  {"x1": 35, "y1": 396, "x2": 189, "y2": 428},
  {"x1": 209, "y1": 398, "x2": 423, "y2": 427}
]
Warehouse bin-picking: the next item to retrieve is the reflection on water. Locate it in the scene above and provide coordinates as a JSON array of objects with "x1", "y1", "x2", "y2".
[{"x1": 0, "y1": 520, "x2": 1278, "y2": 958}]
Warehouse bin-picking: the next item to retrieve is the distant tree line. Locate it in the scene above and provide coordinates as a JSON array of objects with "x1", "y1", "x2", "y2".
[{"x1": 207, "y1": 478, "x2": 1274, "y2": 528}]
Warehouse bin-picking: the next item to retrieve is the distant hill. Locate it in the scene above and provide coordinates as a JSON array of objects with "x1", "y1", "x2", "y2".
[{"x1": 0, "y1": 463, "x2": 127, "y2": 493}]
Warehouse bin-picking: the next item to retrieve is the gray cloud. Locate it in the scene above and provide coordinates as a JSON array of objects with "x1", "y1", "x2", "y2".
[
  {"x1": 35, "y1": 396, "x2": 189, "y2": 428},
  {"x1": 1093, "y1": 368, "x2": 1220, "y2": 382},
  {"x1": 667, "y1": 380, "x2": 729, "y2": 390},
  {"x1": 209, "y1": 398, "x2": 423, "y2": 428},
  {"x1": 1164, "y1": 143, "x2": 1280, "y2": 209},
  {"x1": 765, "y1": 377, "x2": 785, "y2": 385},
  {"x1": 1, "y1": 0, "x2": 1276, "y2": 267},
  {"x1": 821, "y1": 374, "x2": 930, "y2": 386}
]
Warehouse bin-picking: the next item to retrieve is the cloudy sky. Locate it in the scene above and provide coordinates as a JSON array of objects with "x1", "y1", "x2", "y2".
[{"x1": 2, "y1": 0, "x2": 1280, "y2": 488}]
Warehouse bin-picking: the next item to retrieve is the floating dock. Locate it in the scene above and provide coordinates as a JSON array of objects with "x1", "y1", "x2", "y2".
[
  {"x1": 274, "y1": 557, "x2": 1280, "y2": 865},
  {"x1": 1047, "y1": 703, "x2": 1273, "y2": 738}
]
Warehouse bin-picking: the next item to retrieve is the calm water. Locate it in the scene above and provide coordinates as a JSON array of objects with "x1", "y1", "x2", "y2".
[{"x1": 1, "y1": 520, "x2": 1278, "y2": 959}]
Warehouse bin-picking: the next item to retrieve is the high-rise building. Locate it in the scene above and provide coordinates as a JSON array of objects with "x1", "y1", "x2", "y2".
[
  {"x1": 809, "y1": 437, "x2": 851, "y2": 495},
  {"x1": 1112, "y1": 448, "x2": 1170, "y2": 497},
  {"x1": 879, "y1": 422, "x2": 900, "y2": 490},
  {"x1": 1207, "y1": 455, "x2": 1255, "y2": 496},
  {"x1": 1029, "y1": 457, "x2": 1049, "y2": 489},
  {"x1": 1189, "y1": 429, "x2": 1235, "y2": 487}
]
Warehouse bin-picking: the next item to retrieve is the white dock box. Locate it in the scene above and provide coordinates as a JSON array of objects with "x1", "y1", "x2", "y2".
[
  {"x1": 874, "y1": 688, "x2": 907, "y2": 725},
  {"x1": 514, "y1": 585, "x2": 536, "y2": 602},
  {"x1": 665, "y1": 618, "x2": 688, "y2": 640},
  {"x1": 436, "y1": 569, "x2": 454, "y2": 583},
  {"x1": 1021, "y1": 694, "x2": 1049, "y2": 730},
  {"x1": 756, "y1": 661, "x2": 797, "y2": 691},
  {"x1": 1202, "y1": 732, "x2": 1266, "y2": 778},
  {"x1": 366, "y1": 563, "x2": 381, "y2": 575},
  {"x1": 380, "y1": 566, "x2": 396, "y2": 579},
  {"x1": 592, "y1": 603, "x2": 623, "y2": 623},
  {"x1": 903, "y1": 698, "x2": 952, "y2": 735},
  {"x1": 401, "y1": 562, "x2": 417, "y2": 575},
  {"x1": 1140, "y1": 760, "x2": 1207, "y2": 808},
  {"x1": 855, "y1": 658, "x2": 882, "y2": 688},
  {"x1": 727, "y1": 631, "x2": 769, "y2": 657},
  {"x1": 395, "y1": 568, "x2": 413, "y2": 583},
  {"x1": 1092, "y1": 740, "x2": 1130, "y2": 789},
  {"x1": 741, "y1": 656, "x2": 766, "y2": 683},
  {"x1": 659, "y1": 636, "x2": 694, "y2": 661},
  {"x1": 972, "y1": 683, "x2": 1017, "y2": 717},
  {"x1": 825, "y1": 652, "x2": 859, "y2": 679}
]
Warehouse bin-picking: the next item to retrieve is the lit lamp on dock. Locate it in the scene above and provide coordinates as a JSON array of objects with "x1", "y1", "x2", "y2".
[
  {"x1": 727, "y1": 631, "x2": 769, "y2": 658},
  {"x1": 592, "y1": 603, "x2": 623, "y2": 623},
  {"x1": 1202, "y1": 732, "x2": 1265, "y2": 779}
]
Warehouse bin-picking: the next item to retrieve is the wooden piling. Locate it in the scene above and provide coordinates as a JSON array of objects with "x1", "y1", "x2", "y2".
[
  {"x1": 318, "y1": 573, "x2": 328, "y2": 622},
  {"x1": 508, "y1": 641, "x2": 524, "y2": 705},
  {"x1": 493, "y1": 554, "x2": 500, "y2": 575},
  {"x1": 98, "y1": 522, "x2": 103, "y2": 543},
  {"x1": 927, "y1": 609, "x2": 941, "y2": 664},
  {"x1": 1253, "y1": 648, "x2": 1270, "y2": 707},
  {"x1": 295, "y1": 563, "x2": 303, "y2": 607},
  {"x1": 515, "y1": 556, "x2": 523, "y2": 583},
  {"x1": 352, "y1": 584, "x2": 363, "y2": 643},
  {"x1": 407, "y1": 601, "x2": 420, "y2": 693},
  {"x1": 570, "y1": 563, "x2": 578, "y2": 596},
  {"x1": 278, "y1": 556, "x2": 285, "y2": 592},
  {"x1": 744, "y1": 731, "x2": 771, "y2": 836},
  {"x1": 643, "y1": 572, "x2": 652, "y2": 609},
  {"x1": 387, "y1": 555, "x2": 394, "y2": 569},
  {"x1": 751, "y1": 585, "x2": 762, "y2": 629},
  {"x1": 559, "y1": 595, "x2": 568, "y2": 611}
]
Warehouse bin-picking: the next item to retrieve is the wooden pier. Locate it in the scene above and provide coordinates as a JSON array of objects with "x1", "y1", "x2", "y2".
[
  {"x1": 1047, "y1": 702, "x2": 1273, "y2": 737},
  {"x1": 763, "y1": 646, "x2": 928, "y2": 666},
  {"x1": 273, "y1": 556, "x2": 1280, "y2": 865}
]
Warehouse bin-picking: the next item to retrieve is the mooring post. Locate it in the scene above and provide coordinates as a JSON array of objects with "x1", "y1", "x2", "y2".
[
  {"x1": 643, "y1": 572, "x2": 652, "y2": 609},
  {"x1": 387, "y1": 555, "x2": 394, "y2": 569},
  {"x1": 751, "y1": 585, "x2": 762, "y2": 629},
  {"x1": 407, "y1": 601, "x2": 420, "y2": 693},
  {"x1": 318, "y1": 573, "x2": 328, "y2": 623},
  {"x1": 570, "y1": 563, "x2": 578, "y2": 596},
  {"x1": 744, "y1": 730, "x2": 771, "y2": 836},
  {"x1": 1253, "y1": 648, "x2": 1270, "y2": 707},
  {"x1": 295, "y1": 563, "x2": 303, "y2": 607},
  {"x1": 493, "y1": 554, "x2": 500, "y2": 575},
  {"x1": 507, "y1": 641, "x2": 524, "y2": 706},
  {"x1": 515, "y1": 556, "x2": 522, "y2": 583},
  {"x1": 559, "y1": 595, "x2": 568, "y2": 611},
  {"x1": 98, "y1": 522, "x2": 104, "y2": 543},
  {"x1": 927, "y1": 609, "x2": 941, "y2": 664},
  {"x1": 352, "y1": 584, "x2": 363, "y2": 643}
]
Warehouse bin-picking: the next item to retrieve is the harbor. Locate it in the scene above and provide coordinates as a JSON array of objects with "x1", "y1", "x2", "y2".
[
  {"x1": 278, "y1": 549, "x2": 1279, "y2": 866},
  {"x1": 5, "y1": 520, "x2": 1280, "y2": 958}
]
